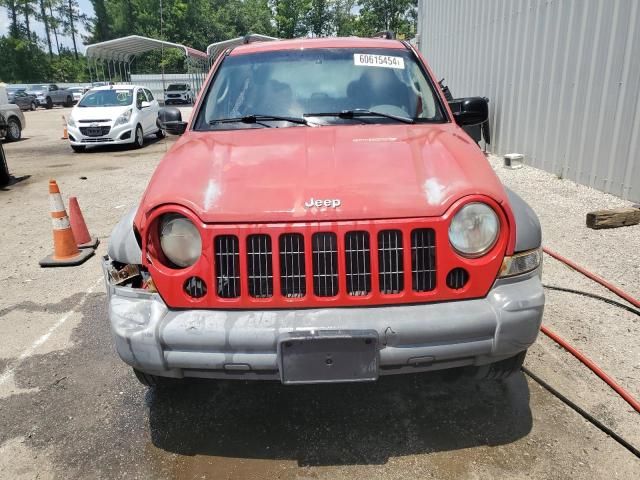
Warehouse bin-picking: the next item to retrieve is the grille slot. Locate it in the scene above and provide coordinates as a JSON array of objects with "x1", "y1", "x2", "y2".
[
  {"x1": 345, "y1": 231, "x2": 371, "y2": 296},
  {"x1": 447, "y1": 268, "x2": 469, "y2": 290},
  {"x1": 378, "y1": 230, "x2": 404, "y2": 294},
  {"x1": 214, "y1": 235, "x2": 240, "y2": 298},
  {"x1": 280, "y1": 234, "x2": 306, "y2": 298},
  {"x1": 184, "y1": 277, "x2": 207, "y2": 298},
  {"x1": 411, "y1": 228, "x2": 436, "y2": 292},
  {"x1": 247, "y1": 235, "x2": 273, "y2": 298},
  {"x1": 312, "y1": 233, "x2": 339, "y2": 297}
]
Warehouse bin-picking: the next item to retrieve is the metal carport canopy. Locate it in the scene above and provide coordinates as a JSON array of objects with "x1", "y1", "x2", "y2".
[
  {"x1": 206, "y1": 34, "x2": 278, "y2": 61},
  {"x1": 85, "y1": 35, "x2": 208, "y2": 62}
]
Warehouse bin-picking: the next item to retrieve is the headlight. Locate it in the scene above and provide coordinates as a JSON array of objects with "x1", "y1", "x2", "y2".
[
  {"x1": 448, "y1": 202, "x2": 500, "y2": 257},
  {"x1": 499, "y1": 248, "x2": 542, "y2": 277},
  {"x1": 67, "y1": 116, "x2": 76, "y2": 127},
  {"x1": 159, "y1": 214, "x2": 202, "y2": 267},
  {"x1": 115, "y1": 108, "x2": 132, "y2": 126}
]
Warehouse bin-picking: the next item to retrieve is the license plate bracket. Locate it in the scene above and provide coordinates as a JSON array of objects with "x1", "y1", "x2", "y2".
[{"x1": 279, "y1": 330, "x2": 379, "y2": 385}]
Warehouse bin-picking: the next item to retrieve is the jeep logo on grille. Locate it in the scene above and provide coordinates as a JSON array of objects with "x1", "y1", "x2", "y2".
[{"x1": 304, "y1": 198, "x2": 341, "y2": 209}]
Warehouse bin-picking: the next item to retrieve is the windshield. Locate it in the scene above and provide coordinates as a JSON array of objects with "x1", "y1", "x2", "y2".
[
  {"x1": 195, "y1": 48, "x2": 446, "y2": 130},
  {"x1": 29, "y1": 85, "x2": 47, "y2": 92},
  {"x1": 78, "y1": 89, "x2": 133, "y2": 107},
  {"x1": 167, "y1": 84, "x2": 188, "y2": 91}
]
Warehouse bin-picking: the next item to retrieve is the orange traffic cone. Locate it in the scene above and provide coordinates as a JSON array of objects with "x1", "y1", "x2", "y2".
[
  {"x1": 39, "y1": 180, "x2": 94, "y2": 267},
  {"x1": 61, "y1": 116, "x2": 68, "y2": 140},
  {"x1": 69, "y1": 196, "x2": 99, "y2": 249}
]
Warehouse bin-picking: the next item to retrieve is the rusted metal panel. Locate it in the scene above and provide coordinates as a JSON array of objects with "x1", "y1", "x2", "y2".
[{"x1": 418, "y1": 0, "x2": 640, "y2": 202}]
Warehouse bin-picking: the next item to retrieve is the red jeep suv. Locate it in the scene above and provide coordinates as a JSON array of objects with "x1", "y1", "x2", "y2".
[{"x1": 104, "y1": 37, "x2": 544, "y2": 386}]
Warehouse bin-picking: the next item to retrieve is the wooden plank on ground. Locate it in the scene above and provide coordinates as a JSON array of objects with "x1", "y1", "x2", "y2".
[{"x1": 586, "y1": 207, "x2": 640, "y2": 229}]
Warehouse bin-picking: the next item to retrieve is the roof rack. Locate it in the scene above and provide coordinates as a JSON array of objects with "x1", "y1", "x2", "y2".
[{"x1": 372, "y1": 31, "x2": 396, "y2": 40}]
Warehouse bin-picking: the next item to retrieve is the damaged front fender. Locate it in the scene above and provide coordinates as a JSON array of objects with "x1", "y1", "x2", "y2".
[{"x1": 108, "y1": 206, "x2": 142, "y2": 265}]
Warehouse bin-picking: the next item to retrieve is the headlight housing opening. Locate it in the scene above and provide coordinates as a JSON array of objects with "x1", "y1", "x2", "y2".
[
  {"x1": 448, "y1": 202, "x2": 500, "y2": 257},
  {"x1": 159, "y1": 214, "x2": 202, "y2": 268}
]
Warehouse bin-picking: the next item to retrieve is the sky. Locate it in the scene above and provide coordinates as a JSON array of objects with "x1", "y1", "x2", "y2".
[{"x1": 0, "y1": 0, "x2": 94, "y2": 52}]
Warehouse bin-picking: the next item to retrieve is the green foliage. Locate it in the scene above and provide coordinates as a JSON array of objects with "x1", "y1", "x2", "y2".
[
  {"x1": 0, "y1": 35, "x2": 88, "y2": 82},
  {"x1": 1, "y1": 0, "x2": 418, "y2": 82}
]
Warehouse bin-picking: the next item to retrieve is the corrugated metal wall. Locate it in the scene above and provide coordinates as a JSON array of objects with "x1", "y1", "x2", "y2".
[{"x1": 418, "y1": 0, "x2": 640, "y2": 202}]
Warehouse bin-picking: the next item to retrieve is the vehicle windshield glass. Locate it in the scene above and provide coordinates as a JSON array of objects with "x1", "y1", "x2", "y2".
[
  {"x1": 167, "y1": 84, "x2": 187, "y2": 91},
  {"x1": 30, "y1": 85, "x2": 47, "y2": 92},
  {"x1": 195, "y1": 48, "x2": 446, "y2": 130},
  {"x1": 78, "y1": 89, "x2": 133, "y2": 107}
]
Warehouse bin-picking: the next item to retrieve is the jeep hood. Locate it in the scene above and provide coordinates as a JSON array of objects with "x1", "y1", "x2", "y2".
[{"x1": 138, "y1": 123, "x2": 508, "y2": 224}]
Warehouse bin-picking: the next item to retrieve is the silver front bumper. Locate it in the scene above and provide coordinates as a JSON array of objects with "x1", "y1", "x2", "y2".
[{"x1": 104, "y1": 260, "x2": 544, "y2": 381}]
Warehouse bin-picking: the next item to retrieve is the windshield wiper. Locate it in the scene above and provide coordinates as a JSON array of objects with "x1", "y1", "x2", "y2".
[
  {"x1": 304, "y1": 109, "x2": 415, "y2": 124},
  {"x1": 209, "y1": 114, "x2": 309, "y2": 128}
]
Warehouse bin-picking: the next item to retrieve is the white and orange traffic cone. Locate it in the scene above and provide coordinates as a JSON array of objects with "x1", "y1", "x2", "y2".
[
  {"x1": 39, "y1": 180, "x2": 94, "y2": 267},
  {"x1": 61, "y1": 115, "x2": 68, "y2": 140},
  {"x1": 69, "y1": 196, "x2": 99, "y2": 249}
]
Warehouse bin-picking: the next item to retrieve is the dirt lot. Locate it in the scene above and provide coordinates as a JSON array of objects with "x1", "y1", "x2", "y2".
[{"x1": 0, "y1": 107, "x2": 638, "y2": 479}]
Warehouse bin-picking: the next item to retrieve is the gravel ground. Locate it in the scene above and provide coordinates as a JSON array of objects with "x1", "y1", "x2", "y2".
[
  {"x1": 0, "y1": 109, "x2": 638, "y2": 479},
  {"x1": 488, "y1": 155, "x2": 640, "y2": 447}
]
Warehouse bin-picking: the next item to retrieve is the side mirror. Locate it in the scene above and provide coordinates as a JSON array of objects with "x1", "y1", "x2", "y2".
[
  {"x1": 141, "y1": 101, "x2": 151, "y2": 109},
  {"x1": 158, "y1": 107, "x2": 187, "y2": 135},
  {"x1": 449, "y1": 97, "x2": 488, "y2": 126}
]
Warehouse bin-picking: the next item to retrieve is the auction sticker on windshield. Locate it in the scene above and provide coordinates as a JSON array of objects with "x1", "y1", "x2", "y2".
[{"x1": 354, "y1": 53, "x2": 405, "y2": 69}]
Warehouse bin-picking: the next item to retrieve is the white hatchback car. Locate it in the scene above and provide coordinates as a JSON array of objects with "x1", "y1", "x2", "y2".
[{"x1": 66, "y1": 85, "x2": 163, "y2": 152}]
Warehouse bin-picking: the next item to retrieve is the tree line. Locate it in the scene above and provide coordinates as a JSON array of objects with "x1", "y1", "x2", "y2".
[{"x1": 0, "y1": 0, "x2": 417, "y2": 83}]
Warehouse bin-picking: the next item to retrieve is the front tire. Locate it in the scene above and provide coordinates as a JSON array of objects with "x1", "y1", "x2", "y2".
[
  {"x1": 30, "y1": 101, "x2": 37, "y2": 111},
  {"x1": 133, "y1": 368, "x2": 182, "y2": 388},
  {"x1": 155, "y1": 127, "x2": 165, "y2": 139},
  {"x1": 474, "y1": 350, "x2": 527, "y2": 380},
  {"x1": 45, "y1": 97, "x2": 53, "y2": 109},
  {"x1": 5, "y1": 118, "x2": 22, "y2": 141},
  {"x1": 64, "y1": 96, "x2": 73, "y2": 108},
  {"x1": 132, "y1": 125, "x2": 144, "y2": 149}
]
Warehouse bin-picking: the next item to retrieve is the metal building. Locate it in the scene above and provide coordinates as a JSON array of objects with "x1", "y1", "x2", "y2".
[{"x1": 417, "y1": 0, "x2": 640, "y2": 202}]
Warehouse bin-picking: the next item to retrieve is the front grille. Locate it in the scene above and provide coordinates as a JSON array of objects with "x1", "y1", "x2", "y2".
[
  {"x1": 209, "y1": 226, "x2": 445, "y2": 303},
  {"x1": 80, "y1": 126, "x2": 111, "y2": 137},
  {"x1": 214, "y1": 235, "x2": 240, "y2": 298},
  {"x1": 78, "y1": 119, "x2": 110, "y2": 123},
  {"x1": 280, "y1": 234, "x2": 306, "y2": 298},
  {"x1": 312, "y1": 233, "x2": 339, "y2": 297},
  {"x1": 247, "y1": 234, "x2": 273, "y2": 298}
]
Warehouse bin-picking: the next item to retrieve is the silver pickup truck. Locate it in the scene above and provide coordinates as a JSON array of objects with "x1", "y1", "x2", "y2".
[{"x1": 26, "y1": 84, "x2": 74, "y2": 109}]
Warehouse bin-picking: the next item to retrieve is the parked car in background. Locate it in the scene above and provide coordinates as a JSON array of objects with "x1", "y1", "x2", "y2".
[
  {"x1": 7, "y1": 88, "x2": 38, "y2": 111},
  {"x1": 104, "y1": 37, "x2": 544, "y2": 389},
  {"x1": 66, "y1": 84, "x2": 163, "y2": 152},
  {"x1": 68, "y1": 86, "x2": 89, "y2": 104},
  {"x1": 26, "y1": 84, "x2": 74, "y2": 109},
  {"x1": 0, "y1": 103, "x2": 26, "y2": 141},
  {"x1": 164, "y1": 83, "x2": 193, "y2": 104}
]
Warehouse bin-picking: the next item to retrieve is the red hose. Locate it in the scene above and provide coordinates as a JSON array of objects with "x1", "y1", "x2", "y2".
[
  {"x1": 540, "y1": 325, "x2": 640, "y2": 413},
  {"x1": 543, "y1": 247, "x2": 640, "y2": 309},
  {"x1": 541, "y1": 247, "x2": 640, "y2": 413}
]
